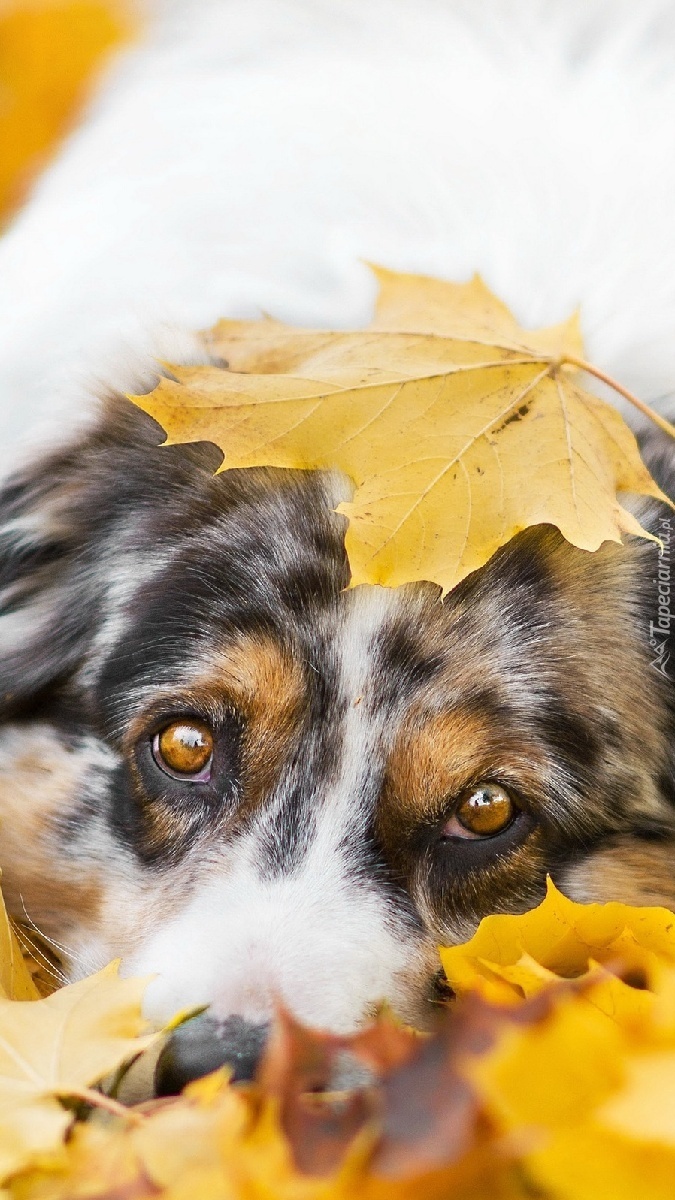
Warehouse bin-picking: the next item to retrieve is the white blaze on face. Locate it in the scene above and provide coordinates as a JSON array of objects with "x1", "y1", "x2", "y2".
[
  {"x1": 125, "y1": 586, "x2": 435, "y2": 1032},
  {"x1": 129, "y1": 840, "x2": 427, "y2": 1032}
]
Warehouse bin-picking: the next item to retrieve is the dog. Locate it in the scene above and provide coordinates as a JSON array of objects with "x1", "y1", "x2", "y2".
[{"x1": 1, "y1": 0, "x2": 675, "y2": 1091}]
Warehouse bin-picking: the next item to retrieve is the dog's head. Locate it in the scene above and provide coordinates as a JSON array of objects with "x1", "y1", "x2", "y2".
[{"x1": 0, "y1": 399, "x2": 674, "y2": 1075}]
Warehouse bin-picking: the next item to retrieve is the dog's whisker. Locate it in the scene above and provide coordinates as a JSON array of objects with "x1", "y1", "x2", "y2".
[
  {"x1": 10, "y1": 921, "x2": 69, "y2": 988},
  {"x1": 17, "y1": 894, "x2": 86, "y2": 972}
]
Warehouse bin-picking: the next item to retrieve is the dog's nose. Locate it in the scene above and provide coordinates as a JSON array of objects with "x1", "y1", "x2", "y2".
[{"x1": 154, "y1": 1012, "x2": 269, "y2": 1096}]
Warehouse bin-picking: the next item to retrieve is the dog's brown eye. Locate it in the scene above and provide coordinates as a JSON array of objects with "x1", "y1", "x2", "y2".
[
  {"x1": 153, "y1": 720, "x2": 214, "y2": 780},
  {"x1": 444, "y1": 783, "x2": 515, "y2": 839}
]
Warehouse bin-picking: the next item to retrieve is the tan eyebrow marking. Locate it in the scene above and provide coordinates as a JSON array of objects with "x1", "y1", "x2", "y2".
[
  {"x1": 202, "y1": 635, "x2": 307, "y2": 802},
  {"x1": 125, "y1": 634, "x2": 309, "y2": 854},
  {"x1": 376, "y1": 703, "x2": 549, "y2": 864},
  {"x1": 384, "y1": 708, "x2": 505, "y2": 823}
]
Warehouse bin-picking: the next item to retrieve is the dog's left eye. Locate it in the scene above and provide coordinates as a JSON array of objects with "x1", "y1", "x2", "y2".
[
  {"x1": 152, "y1": 719, "x2": 214, "y2": 781},
  {"x1": 442, "y1": 782, "x2": 515, "y2": 839}
]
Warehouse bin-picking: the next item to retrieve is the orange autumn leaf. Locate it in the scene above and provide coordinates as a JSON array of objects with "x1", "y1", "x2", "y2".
[
  {"x1": 0, "y1": 1, "x2": 130, "y2": 223},
  {"x1": 439, "y1": 877, "x2": 675, "y2": 1005},
  {"x1": 465, "y1": 966, "x2": 675, "y2": 1200}
]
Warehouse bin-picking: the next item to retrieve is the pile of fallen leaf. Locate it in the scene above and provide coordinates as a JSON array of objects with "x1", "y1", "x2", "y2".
[{"x1": 3, "y1": 879, "x2": 675, "y2": 1199}]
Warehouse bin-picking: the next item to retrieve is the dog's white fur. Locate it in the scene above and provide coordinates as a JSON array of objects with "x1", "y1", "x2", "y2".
[
  {"x1": 1, "y1": 0, "x2": 675, "y2": 1032},
  {"x1": 1, "y1": 0, "x2": 675, "y2": 475}
]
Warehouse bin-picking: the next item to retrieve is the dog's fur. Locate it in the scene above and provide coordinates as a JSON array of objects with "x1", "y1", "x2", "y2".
[{"x1": 1, "y1": 0, "x2": 675, "y2": 1036}]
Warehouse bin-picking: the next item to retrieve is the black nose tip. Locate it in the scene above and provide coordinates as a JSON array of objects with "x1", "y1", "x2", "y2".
[{"x1": 155, "y1": 1013, "x2": 269, "y2": 1096}]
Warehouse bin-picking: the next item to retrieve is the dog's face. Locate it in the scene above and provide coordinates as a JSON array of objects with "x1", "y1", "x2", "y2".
[{"x1": 1, "y1": 402, "x2": 674, "y2": 1041}]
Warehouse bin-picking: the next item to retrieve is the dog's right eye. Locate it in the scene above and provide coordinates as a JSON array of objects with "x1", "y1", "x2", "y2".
[{"x1": 152, "y1": 719, "x2": 214, "y2": 781}]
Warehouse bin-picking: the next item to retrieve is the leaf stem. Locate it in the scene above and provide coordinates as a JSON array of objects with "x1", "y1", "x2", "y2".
[
  {"x1": 563, "y1": 353, "x2": 675, "y2": 439},
  {"x1": 59, "y1": 1085, "x2": 144, "y2": 1125}
]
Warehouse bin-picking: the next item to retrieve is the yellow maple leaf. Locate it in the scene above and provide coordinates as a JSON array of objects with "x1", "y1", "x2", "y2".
[
  {"x1": 527, "y1": 1126, "x2": 675, "y2": 1200},
  {"x1": 7, "y1": 1078, "x2": 247, "y2": 1198},
  {"x1": 471, "y1": 994, "x2": 626, "y2": 1131},
  {"x1": 467, "y1": 983, "x2": 675, "y2": 1200},
  {"x1": 465, "y1": 997, "x2": 675, "y2": 1200},
  {"x1": 134, "y1": 267, "x2": 672, "y2": 594},
  {"x1": 598, "y1": 1049, "x2": 675, "y2": 1147},
  {"x1": 439, "y1": 877, "x2": 675, "y2": 1005},
  {"x1": 0, "y1": 2, "x2": 130, "y2": 224},
  {"x1": 0, "y1": 962, "x2": 154, "y2": 1182},
  {"x1": 442, "y1": 885, "x2": 675, "y2": 1198},
  {"x1": 0, "y1": 880, "x2": 39, "y2": 1003},
  {"x1": 529, "y1": 1053, "x2": 675, "y2": 1200}
]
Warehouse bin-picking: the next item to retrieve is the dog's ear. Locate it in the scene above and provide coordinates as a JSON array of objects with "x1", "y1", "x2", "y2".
[
  {"x1": 0, "y1": 401, "x2": 155, "y2": 718},
  {"x1": 0, "y1": 442, "x2": 101, "y2": 717},
  {"x1": 0, "y1": 398, "x2": 225, "y2": 720}
]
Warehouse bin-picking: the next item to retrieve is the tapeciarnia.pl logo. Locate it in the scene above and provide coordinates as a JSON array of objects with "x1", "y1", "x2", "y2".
[{"x1": 650, "y1": 517, "x2": 673, "y2": 680}]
